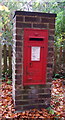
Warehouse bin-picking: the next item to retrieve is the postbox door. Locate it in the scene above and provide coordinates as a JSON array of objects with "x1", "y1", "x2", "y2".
[{"x1": 23, "y1": 28, "x2": 48, "y2": 85}]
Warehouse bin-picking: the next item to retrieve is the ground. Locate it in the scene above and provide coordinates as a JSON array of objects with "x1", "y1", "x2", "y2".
[{"x1": 0, "y1": 79, "x2": 65, "y2": 119}]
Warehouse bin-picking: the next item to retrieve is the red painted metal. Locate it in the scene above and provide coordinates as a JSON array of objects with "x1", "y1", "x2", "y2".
[{"x1": 23, "y1": 28, "x2": 48, "y2": 85}]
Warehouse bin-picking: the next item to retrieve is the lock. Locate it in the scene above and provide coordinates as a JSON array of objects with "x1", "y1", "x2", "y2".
[{"x1": 30, "y1": 63, "x2": 32, "y2": 67}]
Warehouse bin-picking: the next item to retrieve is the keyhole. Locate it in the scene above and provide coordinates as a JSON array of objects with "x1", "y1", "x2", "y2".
[{"x1": 30, "y1": 63, "x2": 32, "y2": 67}]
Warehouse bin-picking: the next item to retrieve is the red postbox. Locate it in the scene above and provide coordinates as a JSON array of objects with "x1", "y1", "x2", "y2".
[{"x1": 23, "y1": 28, "x2": 48, "y2": 85}]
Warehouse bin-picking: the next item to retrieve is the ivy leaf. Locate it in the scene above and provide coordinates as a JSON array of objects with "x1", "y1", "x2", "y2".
[
  {"x1": 49, "y1": 108, "x2": 55, "y2": 115},
  {"x1": 7, "y1": 80, "x2": 12, "y2": 84}
]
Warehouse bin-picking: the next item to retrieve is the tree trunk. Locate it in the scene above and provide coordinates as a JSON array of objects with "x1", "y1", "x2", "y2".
[
  {"x1": 3, "y1": 44, "x2": 7, "y2": 74},
  {"x1": 59, "y1": 46, "x2": 62, "y2": 70},
  {"x1": 0, "y1": 39, "x2": 2, "y2": 83},
  {"x1": 0, "y1": 17, "x2": 2, "y2": 84},
  {"x1": 54, "y1": 46, "x2": 57, "y2": 74},
  {"x1": 63, "y1": 41, "x2": 65, "y2": 70},
  {"x1": 8, "y1": 45, "x2": 12, "y2": 77}
]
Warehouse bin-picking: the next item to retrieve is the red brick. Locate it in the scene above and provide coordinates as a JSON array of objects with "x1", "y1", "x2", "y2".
[
  {"x1": 23, "y1": 104, "x2": 39, "y2": 110},
  {"x1": 15, "y1": 64, "x2": 22, "y2": 69},
  {"x1": 15, "y1": 105, "x2": 22, "y2": 111},
  {"x1": 15, "y1": 79, "x2": 22, "y2": 85},
  {"x1": 16, "y1": 41, "x2": 22, "y2": 46},
  {"x1": 39, "y1": 94, "x2": 51, "y2": 98},
  {"x1": 47, "y1": 73, "x2": 53, "y2": 77},
  {"x1": 47, "y1": 78, "x2": 52, "y2": 82},
  {"x1": 38, "y1": 89, "x2": 44, "y2": 93},
  {"x1": 41, "y1": 17, "x2": 49, "y2": 23},
  {"x1": 16, "y1": 53, "x2": 22, "y2": 58},
  {"x1": 47, "y1": 58, "x2": 54, "y2": 62},
  {"x1": 15, "y1": 95, "x2": 22, "y2": 100},
  {"x1": 23, "y1": 95, "x2": 29, "y2": 99},
  {"x1": 48, "y1": 47, "x2": 54, "y2": 51},
  {"x1": 15, "y1": 90, "x2": 22, "y2": 95},
  {"x1": 15, "y1": 47, "x2": 22, "y2": 52},
  {"x1": 49, "y1": 35, "x2": 54, "y2": 40},
  {"x1": 47, "y1": 63, "x2": 53, "y2": 68},
  {"x1": 16, "y1": 28, "x2": 23, "y2": 35},
  {"x1": 16, "y1": 16, "x2": 23, "y2": 21},
  {"x1": 49, "y1": 18, "x2": 55, "y2": 23},
  {"x1": 15, "y1": 89, "x2": 28, "y2": 95},
  {"x1": 15, "y1": 69, "x2": 22, "y2": 74},
  {"x1": 41, "y1": 17, "x2": 55, "y2": 23},
  {"x1": 48, "y1": 41, "x2": 54, "y2": 47},
  {"x1": 49, "y1": 23, "x2": 55, "y2": 29},
  {"x1": 15, "y1": 100, "x2": 29, "y2": 105},
  {"x1": 49, "y1": 29, "x2": 55, "y2": 35},
  {"x1": 25, "y1": 16, "x2": 40, "y2": 22},
  {"x1": 16, "y1": 58, "x2": 22, "y2": 63},
  {"x1": 48, "y1": 52, "x2": 54, "y2": 57},
  {"x1": 16, "y1": 35, "x2": 23, "y2": 40},
  {"x1": 33, "y1": 23, "x2": 47, "y2": 28},
  {"x1": 44, "y1": 88, "x2": 51, "y2": 93},
  {"x1": 16, "y1": 22, "x2": 31, "y2": 28}
]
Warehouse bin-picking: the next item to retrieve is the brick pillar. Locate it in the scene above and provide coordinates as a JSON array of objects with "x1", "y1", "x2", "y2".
[{"x1": 12, "y1": 11, "x2": 56, "y2": 112}]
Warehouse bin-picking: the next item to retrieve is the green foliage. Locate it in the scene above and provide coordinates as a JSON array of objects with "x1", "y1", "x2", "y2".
[
  {"x1": 55, "y1": 2, "x2": 65, "y2": 47},
  {"x1": 0, "y1": 1, "x2": 65, "y2": 47},
  {"x1": 2, "y1": 76, "x2": 6, "y2": 81},
  {"x1": 0, "y1": 4, "x2": 12, "y2": 44},
  {"x1": 47, "y1": 107, "x2": 55, "y2": 115},
  {"x1": 7, "y1": 80, "x2": 12, "y2": 84},
  {"x1": 2, "y1": 69, "x2": 12, "y2": 79},
  {"x1": 53, "y1": 72, "x2": 65, "y2": 79},
  {"x1": 47, "y1": 107, "x2": 62, "y2": 119}
]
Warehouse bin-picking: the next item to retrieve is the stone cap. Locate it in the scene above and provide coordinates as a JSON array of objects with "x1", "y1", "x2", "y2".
[{"x1": 14, "y1": 11, "x2": 57, "y2": 18}]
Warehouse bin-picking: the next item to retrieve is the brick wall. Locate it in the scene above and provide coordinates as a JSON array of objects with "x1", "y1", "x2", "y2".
[{"x1": 12, "y1": 11, "x2": 56, "y2": 112}]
